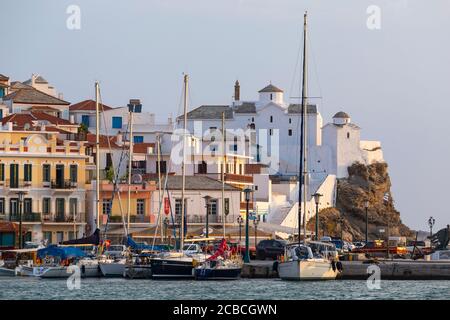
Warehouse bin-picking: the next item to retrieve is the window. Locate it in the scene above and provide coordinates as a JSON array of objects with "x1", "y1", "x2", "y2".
[
  {"x1": 209, "y1": 127, "x2": 217, "y2": 130},
  {"x1": 102, "y1": 199, "x2": 112, "y2": 215},
  {"x1": 24, "y1": 198, "x2": 32, "y2": 214},
  {"x1": 289, "y1": 118, "x2": 292, "y2": 124},
  {"x1": 0, "y1": 198, "x2": 4, "y2": 215},
  {"x1": 43, "y1": 232, "x2": 52, "y2": 244},
  {"x1": 56, "y1": 232, "x2": 64, "y2": 243},
  {"x1": 81, "y1": 115, "x2": 90, "y2": 127},
  {"x1": 68, "y1": 232, "x2": 75, "y2": 240},
  {"x1": 69, "y1": 165, "x2": 78, "y2": 183},
  {"x1": 224, "y1": 198, "x2": 229, "y2": 216},
  {"x1": 0, "y1": 89, "x2": 4, "y2": 99},
  {"x1": 137, "y1": 199, "x2": 145, "y2": 215},
  {"x1": 251, "y1": 117, "x2": 254, "y2": 122},
  {"x1": 56, "y1": 198, "x2": 65, "y2": 220},
  {"x1": 105, "y1": 153, "x2": 113, "y2": 170},
  {"x1": 133, "y1": 136, "x2": 144, "y2": 143},
  {"x1": 288, "y1": 129, "x2": 293, "y2": 136},
  {"x1": 270, "y1": 116, "x2": 273, "y2": 123},
  {"x1": 347, "y1": 132, "x2": 350, "y2": 139},
  {"x1": 158, "y1": 161, "x2": 167, "y2": 174},
  {"x1": 24, "y1": 163, "x2": 32, "y2": 182},
  {"x1": 10, "y1": 199, "x2": 18, "y2": 215},
  {"x1": 255, "y1": 185, "x2": 258, "y2": 191},
  {"x1": 269, "y1": 129, "x2": 273, "y2": 136},
  {"x1": 207, "y1": 199, "x2": 217, "y2": 215},
  {"x1": 270, "y1": 94, "x2": 273, "y2": 100},
  {"x1": 70, "y1": 198, "x2": 78, "y2": 218},
  {"x1": 43, "y1": 164, "x2": 51, "y2": 183},
  {"x1": 0, "y1": 232, "x2": 14, "y2": 247},
  {"x1": 175, "y1": 199, "x2": 187, "y2": 217},
  {"x1": 112, "y1": 116, "x2": 122, "y2": 129},
  {"x1": 0, "y1": 163, "x2": 4, "y2": 181},
  {"x1": 198, "y1": 161, "x2": 207, "y2": 174},
  {"x1": 42, "y1": 198, "x2": 51, "y2": 215}
]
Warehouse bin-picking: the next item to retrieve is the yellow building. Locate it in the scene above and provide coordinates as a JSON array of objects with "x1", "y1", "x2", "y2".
[{"x1": 0, "y1": 126, "x2": 89, "y2": 244}]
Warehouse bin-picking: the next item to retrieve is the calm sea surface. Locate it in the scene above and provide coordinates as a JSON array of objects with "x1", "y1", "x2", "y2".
[{"x1": 1, "y1": 278, "x2": 449, "y2": 300}]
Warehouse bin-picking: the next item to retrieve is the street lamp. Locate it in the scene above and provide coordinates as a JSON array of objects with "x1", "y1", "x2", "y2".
[
  {"x1": 16, "y1": 191, "x2": 26, "y2": 249},
  {"x1": 203, "y1": 196, "x2": 212, "y2": 238},
  {"x1": 365, "y1": 200, "x2": 370, "y2": 244},
  {"x1": 253, "y1": 215, "x2": 260, "y2": 248},
  {"x1": 243, "y1": 187, "x2": 252, "y2": 263},
  {"x1": 428, "y1": 216, "x2": 435, "y2": 237},
  {"x1": 237, "y1": 215, "x2": 243, "y2": 243},
  {"x1": 312, "y1": 193, "x2": 322, "y2": 241}
]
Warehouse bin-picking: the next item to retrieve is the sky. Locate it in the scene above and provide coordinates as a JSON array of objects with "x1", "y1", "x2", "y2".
[{"x1": 1, "y1": 0, "x2": 449, "y2": 231}]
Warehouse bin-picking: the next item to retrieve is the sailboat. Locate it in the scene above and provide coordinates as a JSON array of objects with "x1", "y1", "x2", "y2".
[
  {"x1": 150, "y1": 74, "x2": 212, "y2": 279},
  {"x1": 277, "y1": 12, "x2": 339, "y2": 281}
]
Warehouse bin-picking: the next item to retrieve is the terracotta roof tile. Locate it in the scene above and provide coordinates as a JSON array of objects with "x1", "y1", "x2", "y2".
[
  {"x1": 70, "y1": 99, "x2": 113, "y2": 111},
  {"x1": 2, "y1": 87, "x2": 70, "y2": 105},
  {"x1": 1, "y1": 112, "x2": 75, "y2": 126}
]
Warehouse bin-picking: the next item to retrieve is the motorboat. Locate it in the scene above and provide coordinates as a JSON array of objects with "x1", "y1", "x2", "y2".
[
  {"x1": 99, "y1": 257, "x2": 127, "y2": 277},
  {"x1": 124, "y1": 253, "x2": 153, "y2": 279},
  {"x1": 277, "y1": 242, "x2": 340, "y2": 280},
  {"x1": 194, "y1": 258, "x2": 242, "y2": 280}
]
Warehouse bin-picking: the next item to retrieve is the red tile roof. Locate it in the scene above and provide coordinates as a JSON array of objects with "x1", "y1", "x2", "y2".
[
  {"x1": 70, "y1": 99, "x2": 113, "y2": 111},
  {"x1": 1, "y1": 112, "x2": 75, "y2": 126},
  {"x1": 133, "y1": 142, "x2": 155, "y2": 154},
  {"x1": 85, "y1": 133, "x2": 122, "y2": 149}
]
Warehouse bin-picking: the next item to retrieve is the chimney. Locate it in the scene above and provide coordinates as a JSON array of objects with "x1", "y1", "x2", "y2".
[
  {"x1": 58, "y1": 93, "x2": 64, "y2": 100},
  {"x1": 31, "y1": 74, "x2": 37, "y2": 87},
  {"x1": 69, "y1": 115, "x2": 75, "y2": 124},
  {"x1": 116, "y1": 131, "x2": 123, "y2": 145},
  {"x1": 234, "y1": 80, "x2": 240, "y2": 101}
]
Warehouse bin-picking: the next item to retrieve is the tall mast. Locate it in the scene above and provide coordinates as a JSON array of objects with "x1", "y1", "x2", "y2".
[
  {"x1": 95, "y1": 81, "x2": 101, "y2": 230},
  {"x1": 297, "y1": 12, "x2": 308, "y2": 244},
  {"x1": 127, "y1": 107, "x2": 134, "y2": 233},
  {"x1": 180, "y1": 74, "x2": 188, "y2": 250},
  {"x1": 221, "y1": 111, "x2": 226, "y2": 239},
  {"x1": 157, "y1": 133, "x2": 163, "y2": 242}
]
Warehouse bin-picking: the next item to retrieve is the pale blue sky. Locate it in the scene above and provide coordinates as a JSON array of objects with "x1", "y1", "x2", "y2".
[{"x1": 2, "y1": 0, "x2": 449, "y2": 231}]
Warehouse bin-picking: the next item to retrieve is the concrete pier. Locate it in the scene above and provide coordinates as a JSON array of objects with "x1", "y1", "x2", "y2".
[
  {"x1": 340, "y1": 260, "x2": 450, "y2": 280},
  {"x1": 241, "y1": 261, "x2": 278, "y2": 278}
]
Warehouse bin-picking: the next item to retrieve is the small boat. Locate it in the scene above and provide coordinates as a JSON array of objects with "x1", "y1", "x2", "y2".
[
  {"x1": 277, "y1": 242, "x2": 340, "y2": 280},
  {"x1": 0, "y1": 260, "x2": 17, "y2": 277}
]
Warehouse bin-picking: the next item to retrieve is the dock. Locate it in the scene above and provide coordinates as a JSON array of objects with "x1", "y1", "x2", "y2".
[
  {"x1": 241, "y1": 259, "x2": 450, "y2": 280},
  {"x1": 241, "y1": 261, "x2": 278, "y2": 278},
  {"x1": 340, "y1": 259, "x2": 450, "y2": 280}
]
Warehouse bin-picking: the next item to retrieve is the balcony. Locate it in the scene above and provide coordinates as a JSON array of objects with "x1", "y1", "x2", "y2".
[
  {"x1": 42, "y1": 213, "x2": 83, "y2": 223},
  {"x1": 9, "y1": 212, "x2": 41, "y2": 222},
  {"x1": 185, "y1": 215, "x2": 236, "y2": 224},
  {"x1": 5, "y1": 179, "x2": 33, "y2": 189},
  {"x1": 51, "y1": 180, "x2": 78, "y2": 190}
]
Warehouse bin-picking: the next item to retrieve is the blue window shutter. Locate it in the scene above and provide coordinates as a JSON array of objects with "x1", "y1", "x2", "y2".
[
  {"x1": 112, "y1": 117, "x2": 122, "y2": 129},
  {"x1": 0, "y1": 109, "x2": 3, "y2": 120},
  {"x1": 133, "y1": 136, "x2": 144, "y2": 143},
  {"x1": 81, "y1": 115, "x2": 90, "y2": 127}
]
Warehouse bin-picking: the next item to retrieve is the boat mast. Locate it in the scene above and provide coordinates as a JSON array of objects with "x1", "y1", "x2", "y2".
[
  {"x1": 95, "y1": 81, "x2": 101, "y2": 230},
  {"x1": 180, "y1": 74, "x2": 188, "y2": 250},
  {"x1": 297, "y1": 12, "x2": 309, "y2": 244},
  {"x1": 221, "y1": 111, "x2": 226, "y2": 239},
  {"x1": 157, "y1": 133, "x2": 163, "y2": 242},
  {"x1": 127, "y1": 106, "x2": 134, "y2": 233}
]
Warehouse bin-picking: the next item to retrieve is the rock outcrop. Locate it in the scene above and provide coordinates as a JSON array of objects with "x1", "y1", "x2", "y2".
[{"x1": 308, "y1": 162, "x2": 413, "y2": 241}]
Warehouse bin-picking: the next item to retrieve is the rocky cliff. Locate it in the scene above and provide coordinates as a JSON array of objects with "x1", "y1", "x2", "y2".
[{"x1": 307, "y1": 162, "x2": 413, "y2": 241}]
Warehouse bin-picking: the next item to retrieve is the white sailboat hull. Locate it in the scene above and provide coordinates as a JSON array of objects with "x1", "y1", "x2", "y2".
[
  {"x1": 278, "y1": 259, "x2": 338, "y2": 280},
  {"x1": 99, "y1": 262, "x2": 126, "y2": 277},
  {"x1": 40, "y1": 264, "x2": 101, "y2": 278}
]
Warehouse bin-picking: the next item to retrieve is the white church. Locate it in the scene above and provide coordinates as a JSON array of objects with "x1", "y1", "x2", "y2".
[{"x1": 177, "y1": 81, "x2": 384, "y2": 233}]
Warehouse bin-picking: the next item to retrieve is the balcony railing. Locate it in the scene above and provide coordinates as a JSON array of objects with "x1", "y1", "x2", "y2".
[
  {"x1": 42, "y1": 214, "x2": 83, "y2": 223},
  {"x1": 4, "y1": 179, "x2": 33, "y2": 189},
  {"x1": 51, "y1": 180, "x2": 78, "y2": 189},
  {"x1": 185, "y1": 215, "x2": 236, "y2": 224},
  {"x1": 9, "y1": 212, "x2": 41, "y2": 222}
]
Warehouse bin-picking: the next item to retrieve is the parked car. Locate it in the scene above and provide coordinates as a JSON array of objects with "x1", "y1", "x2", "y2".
[{"x1": 256, "y1": 239, "x2": 287, "y2": 260}]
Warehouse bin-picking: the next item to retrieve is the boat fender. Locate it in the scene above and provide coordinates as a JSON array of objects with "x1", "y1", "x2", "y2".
[
  {"x1": 336, "y1": 261, "x2": 343, "y2": 272},
  {"x1": 331, "y1": 260, "x2": 336, "y2": 272}
]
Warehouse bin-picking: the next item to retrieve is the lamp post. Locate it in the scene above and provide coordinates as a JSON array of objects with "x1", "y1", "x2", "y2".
[
  {"x1": 428, "y1": 216, "x2": 435, "y2": 237},
  {"x1": 365, "y1": 200, "x2": 369, "y2": 244},
  {"x1": 253, "y1": 215, "x2": 260, "y2": 249},
  {"x1": 243, "y1": 187, "x2": 252, "y2": 263},
  {"x1": 237, "y1": 216, "x2": 243, "y2": 243},
  {"x1": 16, "y1": 191, "x2": 26, "y2": 249},
  {"x1": 203, "y1": 195, "x2": 212, "y2": 238},
  {"x1": 312, "y1": 193, "x2": 322, "y2": 241}
]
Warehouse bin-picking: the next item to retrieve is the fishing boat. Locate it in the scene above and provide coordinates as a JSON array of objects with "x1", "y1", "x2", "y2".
[{"x1": 277, "y1": 12, "x2": 340, "y2": 281}]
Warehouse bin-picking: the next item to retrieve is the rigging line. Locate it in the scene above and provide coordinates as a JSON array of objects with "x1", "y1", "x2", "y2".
[
  {"x1": 151, "y1": 137, "x2": 166, "y2": 247},
  {"x1": 98, "y1": 87, "x2": 130, "y2": 238},
  {"x1": 288, "y1": 22, "x2": 304, "y2": 103},
  {"x1": 308, "y1": 35, "x2": 325, "y2": 115}
]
